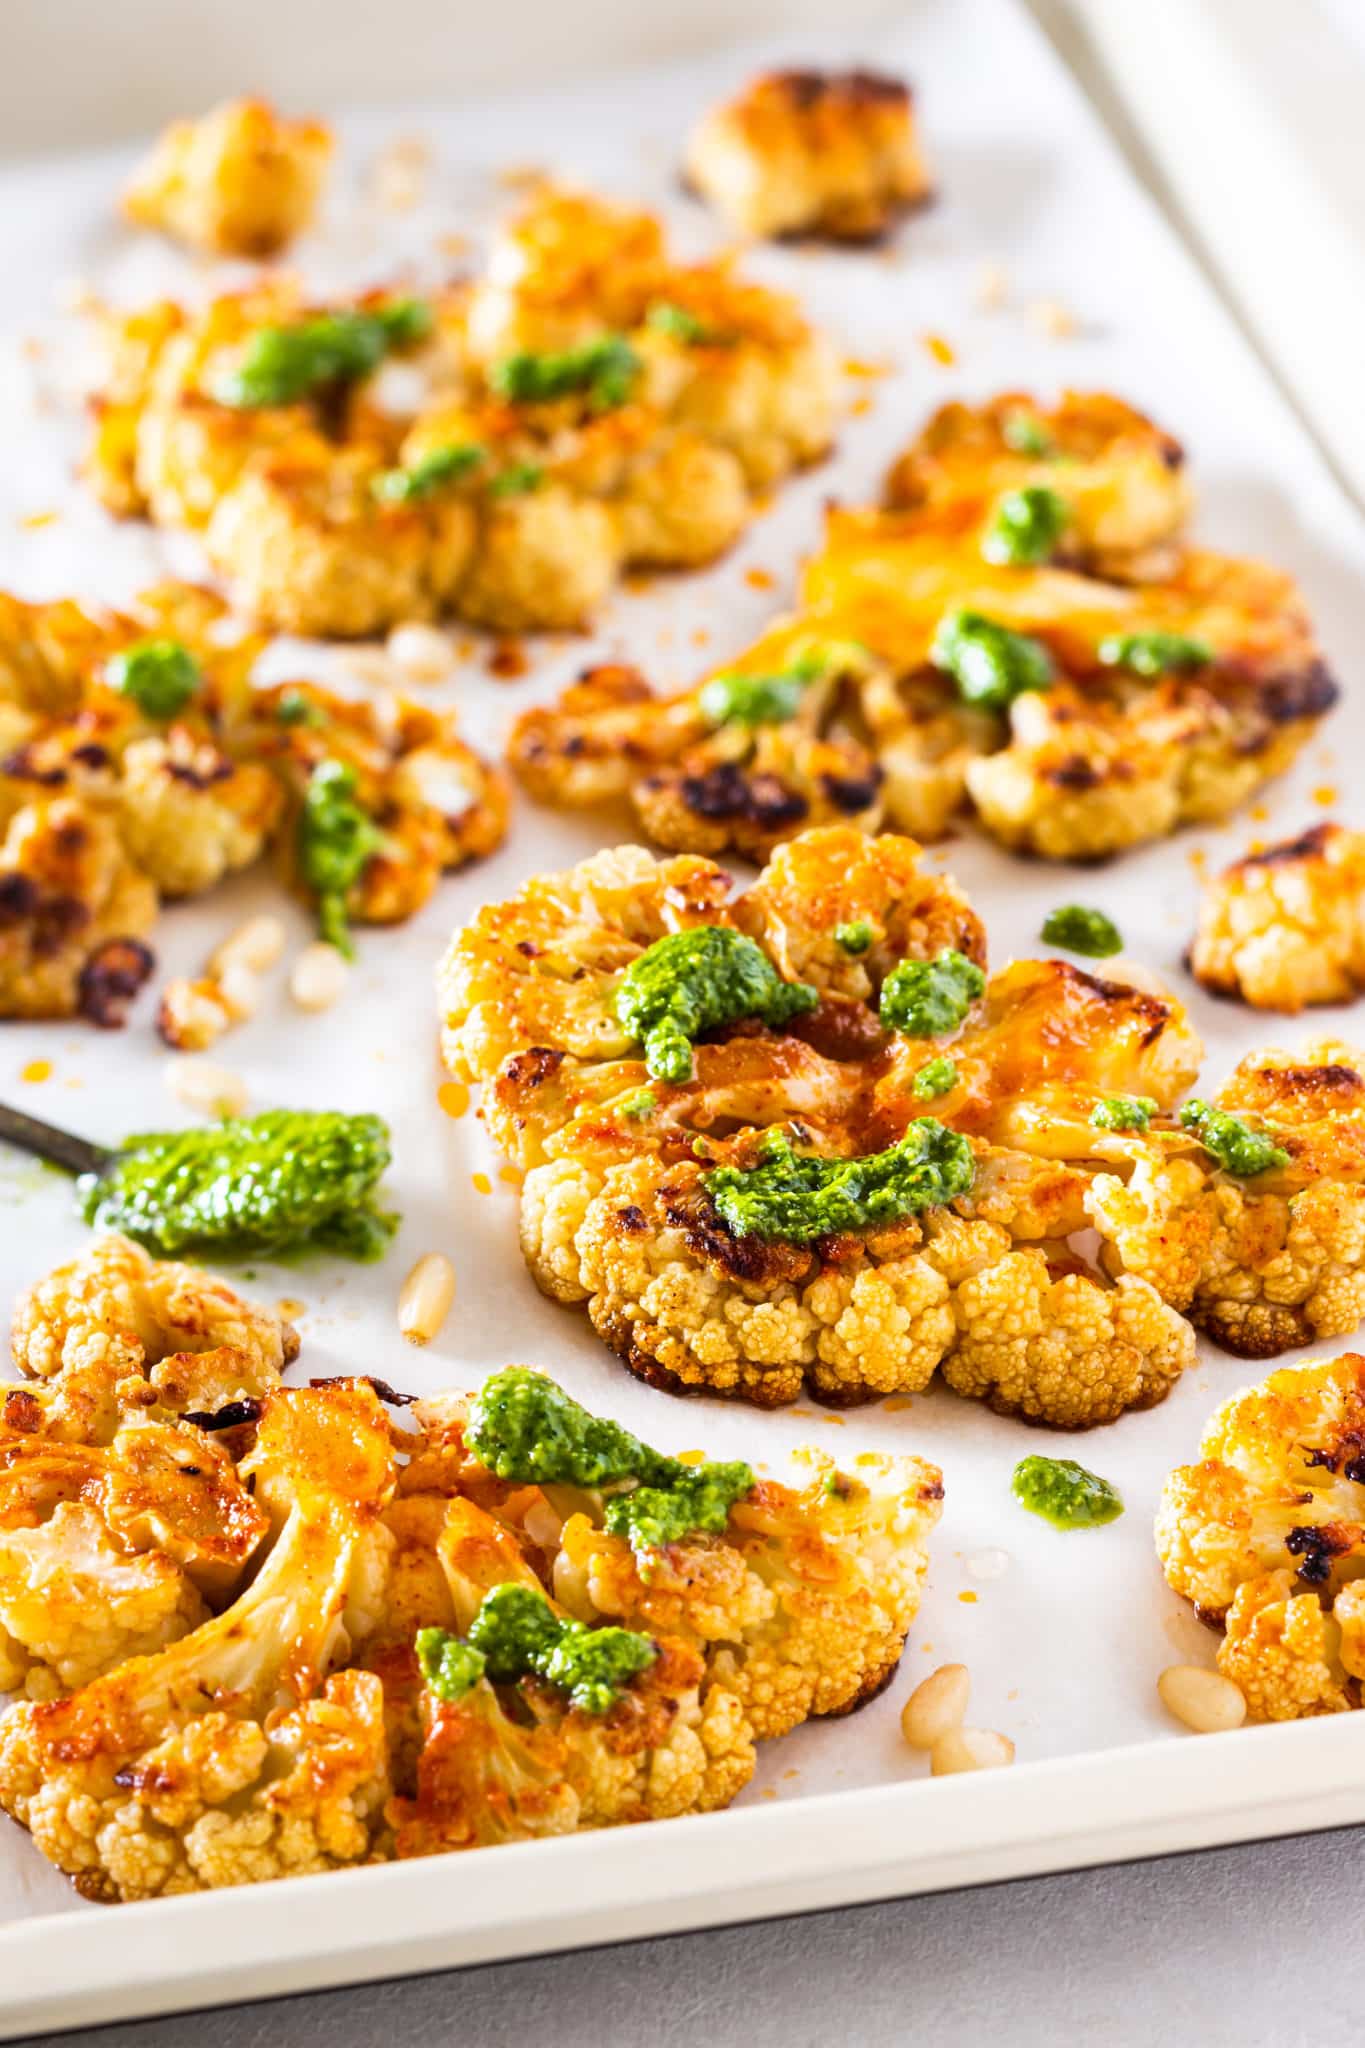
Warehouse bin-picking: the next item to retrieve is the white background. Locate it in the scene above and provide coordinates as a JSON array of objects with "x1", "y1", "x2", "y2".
[{"x1": 1, "y1": 1, "x2": 1363, "y2": 2039}]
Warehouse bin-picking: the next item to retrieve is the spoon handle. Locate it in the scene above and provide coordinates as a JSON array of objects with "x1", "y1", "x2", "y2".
[{"x1": 0, "y1": 1102, "x2": 113, "y2": 1179}]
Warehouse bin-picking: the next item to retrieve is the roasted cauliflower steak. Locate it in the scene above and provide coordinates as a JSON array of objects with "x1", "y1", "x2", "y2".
[
  {"x1": 1157, "y1": 1353, "x2": 1365, "y2": 1720},
  {"x1": 509, "y1": 391, "x2": 1337, "y2": 862},
  {"x1": 438, "y1": 826, "x2": 1207, "y2": 1422},
  {"x1": 86, "y1": 185, "x2": 838, "y2": 638}
]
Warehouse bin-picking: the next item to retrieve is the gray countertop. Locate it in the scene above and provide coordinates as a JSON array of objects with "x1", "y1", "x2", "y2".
[{"x1": 33, "y1": 1824, "x2": 1361, "y2": 2048}]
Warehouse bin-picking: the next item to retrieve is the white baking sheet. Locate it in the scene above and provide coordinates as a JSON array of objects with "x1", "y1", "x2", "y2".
[{"x1": 1, "y1": 0, "x2": 1364, "y2": 2024}]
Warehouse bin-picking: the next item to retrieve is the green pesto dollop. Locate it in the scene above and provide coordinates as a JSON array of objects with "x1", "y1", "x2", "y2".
[
  {"x1": 466, "y1": 1367, "x2": 676, "y2": 1488},
  {"x1": 646, "y1": 300, "x2": 715, "y2": 344},
  {"x1": 1180, "y1": 1099, "x2": 1290, "y2": 1177},
  {"x1": 107, "y1": 639, "x2": 201, "y2": 720},
  {"x1": 372, "y1": 442, "x2": 485, "y2": 503},
  {"x1": 415, "y1": 1626, "x2": 486, "y2": 1703},
  {"x1": 912, "y1": 1055, "x2": 959, "y2": 1101},
  {"x1": 698, "y1": 645, "x2": 859, "y2": 730},
  {"x1": 1001, "y1": 410, "x2": 1056, "y2": 457},
  {"x1": 705, "y1": 1121, "x2": 974, "y2": 1245},
  {"x1": 603, "y1": 1463, "x2": 755, "y2": 1552},
  {"x1": 981, "y1": 485, "x2": 1070, "y2": 566},
  {"x1": 615, "y1": 927, "x2": 818, "y2": 1084},
  {"x1": 275, "y1": 688, "x2": 327, "y2": 729},
  {"x1": 620, "y1": 1088, "x2": 657, "y2": 1121},
  {"x1": 931, "y1": 608, "x2": 1054, "y2": 713},
  {"x1": 77, "y1": 1109, "x2": 395, "y2": 1261},
  {"x1": 217, "y1": 300, "x2": 432, "y2": 408},
  {"x1": 297, "y1": 758, "x2": 385, "y2": 957},
  {"x1": 488, "y1": 462, "x2": 544, "y2": 498},
  {"x1": 489, "y1": 335, "x2": 641, "y2": 412},
  {"x1": 1040, "y1": 904, "x2": 1122, "y2": 958},
  {"x1": 1097, "y1": 630, "x2": 1213, "y2": 678},
  {"x1": 834, "y1": 920, "x2": 874, "y2": 955},
  {"x1": 464, "y1": 1583, "x2": 656, "y2": 1714},
  {"x1": 1090, "y1": 1094, "x2": 1157, "y2": 1132},
  {"x1": 1011, "y1": 1455, "x2": 1123, "y2": 1530},
  {"x1": 879, "y1": 948, "x2": 985, "y2": 1037},
  {"x1": 465, "y1": 1367, "x2": 755, "y2": 1558}
]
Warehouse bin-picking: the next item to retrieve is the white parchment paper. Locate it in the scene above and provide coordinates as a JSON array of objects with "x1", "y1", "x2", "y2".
[{"x1": 0, "y1": 0, "x2": 1360, "y2": 1928}]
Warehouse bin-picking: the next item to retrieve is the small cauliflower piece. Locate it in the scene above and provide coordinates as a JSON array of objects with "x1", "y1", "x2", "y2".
[
  {"x1": 0, "y1": 1381, "x2": 396, "y2": 1899},
  {"x1": 0, "y1": 798, "x2": 157, "y2": 1023},
  {"x1": 123, "y1": 98, "x2": 333, "y2": 258},
  {"x1": 456, "y1": 484, "x2": 622, "y2": 635},
  {"x1": 0, "y1": 1417, "x2": 266, "y2": 1697},
  {"x1": 1089, "y1": 1040, "x2": 1365, "y2": 1357},
  {"x1": 116, "y1": 729, "x2": 283, "y2": 897},
  {"x1": 1189, "y1": 823, "x2": 1365, "y2": 1012},
  {"x1": 10, "y1": 1233, "x2": 299, "y2": 1443},
  {"x1": 1156, "y1": 1353, "x2": 1365, "y2": 1720},
  {"x1": 684, "y1": 69, "x2": 931, "y2": 244}
]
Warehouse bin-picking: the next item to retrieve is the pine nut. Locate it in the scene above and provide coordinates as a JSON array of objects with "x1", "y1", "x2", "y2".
[
  {"x1": 930, "y1": 1727, "x2": 1015, "y2": 1775},
  {"x1": 290, "y1": 941, "x2": 349, "y2": 1012},
  {"x1": 211, "y1": 915, "x2": 286, "y2": 977},
  {"x1": 216, "y1": 962, "x2": 260, "y2": 1022},
  {"x1": 387, "y1": 622, "x2": 453, "y2": 681},
  {"x1": 901, "y1": 1664, "x2": 970, "y2": 1751},
  {"x1": 164, "y1": 1057, "x2": 248, "y2": 1119},
  {"x1": 1158, "y1": 1665, "x2": 1246, "y2": 1734},
  {"x1": 398, "y1": 1252, "x2": 455, "y2": 1345},
  {"x1": 157, "y1": 978, "x2": 232, "y2": 1052},
  {"x1": 973, "y1": 261, "x2": 1009, "y2": 311}
]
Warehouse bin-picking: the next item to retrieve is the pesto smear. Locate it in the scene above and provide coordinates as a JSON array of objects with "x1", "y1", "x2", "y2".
[
  {"x1": 880, "y1": 948, "x2": 984, "y2": 1037},
  {"x1": 1180, "y1": 1099, "x2": 1289, "y2": 1177},
  {"x1": 931, "y1": 608, "x2": 1054, "y2": 713},
  {"x1": 490, "y1": 335, "x2": 641, "y2": 412},
  {"x1": 1001, "y1": 410, "x2": 1056, "y2": 457},
  {"x1": 297, "y1": 759, "x2": 385, "y2": 957},
  {"x1": 1098, "y1": 630, "x2": 1213, "y2": 677},
  {"x1": 834, "y1": 920, "x2": 874, "y2": 955},
  {"x1": 372, "y1": 442, "x2": 485, "y2": 503},
  {"x1": 77, "y1": 1109, "x2": 396, "y2": 1261},
  {"x1": 615, "y1": 927, "x2": 817, "y2": 1084},
  {"x1": 107, "y1": 639, "x2": 201, "y2": 720},
  {"x1": 704, "y1": 1122, "x2": 974, "y2": 1244},
  {"x1": 420, "y1": 1584, "x2": 657, "y2": 1715},
  {"x1": 1040, "y1": 904, "x2": 1122, "y2": 958},
  {"x1": 217, "y1": 300, "x2": 432, "y2": 409},
  {"x1": 981, "y1": 485, "x2": 1070, "y2": 566},
  {"x1": 1091, "y1": 1094, "x2": 1157, "y2": 1133},
  {"x1": 465, "y1": 1367, "x2": 754, "y2": 1556},
  {"x1": 912, "y1": 1055, "x2": 959, "y2": 1101},
  {"x1": 1011, "y1": 1455, "x2": 1123, "y2": 1530}
]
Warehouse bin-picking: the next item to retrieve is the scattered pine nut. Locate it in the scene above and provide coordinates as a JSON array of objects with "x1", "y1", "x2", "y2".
[
  {"x1": 901, "y1": 1664, "x2": 970, "y2": 1751},
  {"x1": 164, "y1": 1057, "x2": 248, "y2": 1119},
  {"x1": 386, "y1": 622, "x2": 454, "y2": 681},
  {"x1": 211, "y1": 915, "x2": 286, "y2": 978},
  {"x1": 1157, "y1": 1665, "x2": 1246, "y2": 1734},
  {"x1": 398, "y1": 1252, "x2": 456, "y2": 1345},
  {"x1": 158, "y1": 978, "x2": 234, "y2": 1052},
  {"x1": 930, "y1": 1727, "x2": 1015, "y2": 1775},
  {"x1": 215, "y1": 962, "x2": 261, "y2": 1023},
  {"x1": 290, "y1": 941, "x2": 349, "y2": 1013},
  {"x1": 1027, "y1": 297, "x2": 1077, "y2": 338},
  {"x1": 973, "y1": 261, "x2": 1009, "y2": 311}
]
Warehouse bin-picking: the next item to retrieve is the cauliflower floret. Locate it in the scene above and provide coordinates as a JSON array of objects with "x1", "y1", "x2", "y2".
[
  {"x1": 122, "y1": 98, "x2": 333, "y2": 258},
  {"x1": 11, "y1": 1233, "x2": 299, "y2": 1443},
  {"x1": 456, "y1": 485, "x2": 622, "y2": 635},
  {"x1": 205, "y1": 449, "x2": 476, "y2": 641},
  {"x1": 684, "y1": 69, "x2": 931, "y2": 244},
  {"x1": 465, "y1": 188, "x2": 667, "y2": 363},
  {"x1": 615, "y1": 430, "x2": 750, "y2": 568},
  {"x1": 1156, "y1": 1353, "x2": 1365, "y2": 1720},
  {"x1": 1089, "y1": 1041, "x2": 1365, "y2": 1356},
  {"x1": 116, "y1": 729, "x2": 283, "y2": 897},
  {"x1": 0, "y1": 1381, "x2": 396, "y2": 1898},
  {"x1": 1189, "y1": 823, "x2": 1365, "y2": 1011},
  {"x1": 0, "y1": 798, "x2": 157, "y2": 1022}
]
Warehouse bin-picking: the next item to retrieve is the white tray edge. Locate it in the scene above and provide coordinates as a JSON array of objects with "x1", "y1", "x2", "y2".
[{"x1": 6, "y1": 1715, "x2": 1364, "y2": 2037}]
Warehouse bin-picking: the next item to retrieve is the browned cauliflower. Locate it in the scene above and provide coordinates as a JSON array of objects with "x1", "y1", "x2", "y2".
[
  {"x1": 0, "y1": 1381, "x2": 396, "y2": 1899},
  {"x1": 439, "y1": 832, "x2": 1203, "y2": 1420},
  {"x1": 85, "y1": 186, "x2": 838, "y2": 636},
  {"x1": 1089, "y1": 1040, "x2": 1365, "y2": 1357},
  {"x1": 0, "y1": 1414, "x2": 267, "y2": 1698},
  {"x1": 9, "y1": 1233, "x2": 299, "y2": 1443},
  {"x1": 122, "y1": 97, "x2": 333, "y2": 257},
  {"x1": 684, "y1": 68, "x2": 932, "y2": 244},
  {"x1": 0, "y1": 584, "x2": 506, "y2": 1018},
  {"x1": 509, "y1": 394, "x2": 1336, "y2": 862},
  {"x1": 1156, "y1": 1353, "x2": 1365, "y2": 1719},
  {"x1": 1189, "y1": 823, "x2": 1365, "y2": 1011}
]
